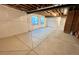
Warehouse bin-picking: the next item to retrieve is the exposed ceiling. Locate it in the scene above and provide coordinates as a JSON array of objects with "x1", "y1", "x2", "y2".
[
  {"x1": 5, "y1": 4, "x2": 53, "y2": 11},
  {"x1": 35, "y1": 8, "x2": 68, "y2": 16},
  {"x1": 4, "y1": 4, "x2": 69, "y2": 16}
]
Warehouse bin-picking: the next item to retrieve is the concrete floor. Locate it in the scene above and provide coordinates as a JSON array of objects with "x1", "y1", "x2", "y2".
[
  {"x1": 0, "y1": 27, "x2": 79, "y2": 55},
  {"x1": 0, "y1": 17, "x2": 79, "y2": 55}
]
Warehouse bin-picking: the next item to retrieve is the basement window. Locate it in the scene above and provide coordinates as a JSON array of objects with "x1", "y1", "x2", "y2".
[
  {"x1": 32, "y1": 16, "x2": 38, "y2": 25},
  {"x1": 40, "y1": 16, "x2": 44, "y2": 24}
]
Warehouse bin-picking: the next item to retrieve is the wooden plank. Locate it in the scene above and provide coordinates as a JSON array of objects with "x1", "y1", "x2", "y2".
[
  {"x1": 64, "y1": 10, "x2": 75, "y2": 33},
  {"x1": 71, "y1": 10, "x2": 79, "y2": 38}
]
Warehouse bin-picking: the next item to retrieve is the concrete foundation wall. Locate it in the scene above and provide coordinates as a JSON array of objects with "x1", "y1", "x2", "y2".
[
  {"x1": 0, "y1": 5, "x2": 47, "y2": 38},
  {"x1": 0, "y1": 5, "x2": 28, "y2": 38},
  {"x1": 46, "y1": 16, "x2": 66, "y2": 31}
]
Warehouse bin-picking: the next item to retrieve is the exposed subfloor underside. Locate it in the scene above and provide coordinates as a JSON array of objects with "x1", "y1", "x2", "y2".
[{"x1": 0, "y1": 27, "x2": 79, "y2": 55}]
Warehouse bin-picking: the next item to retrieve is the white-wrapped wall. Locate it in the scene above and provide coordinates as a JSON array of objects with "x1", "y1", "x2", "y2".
[{"x1": 0, "y1": 5, "x2": 28, "y2": 38}]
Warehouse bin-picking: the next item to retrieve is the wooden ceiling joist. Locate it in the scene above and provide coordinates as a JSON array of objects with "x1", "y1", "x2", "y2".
[
  {"x1": 4, "y1": 4, "x2": 77, "y2": 16},
  {"x1": 27, "y1": 4, "x2": 76, "y2": 13}
]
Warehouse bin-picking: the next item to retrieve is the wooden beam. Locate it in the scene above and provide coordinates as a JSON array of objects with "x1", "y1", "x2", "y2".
[
  {"x1": 5, "y1": 4, "x2": 25, "y2": 11},
  {"x1": 27, "y1": 4, "x2": 78, "y2": 14},
  {"x1": 29, "y1": 4, "x2": 36, "y2": 8},
  {"x1": 21, "y1": 4, "x2": 35, "y2": 10}
]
